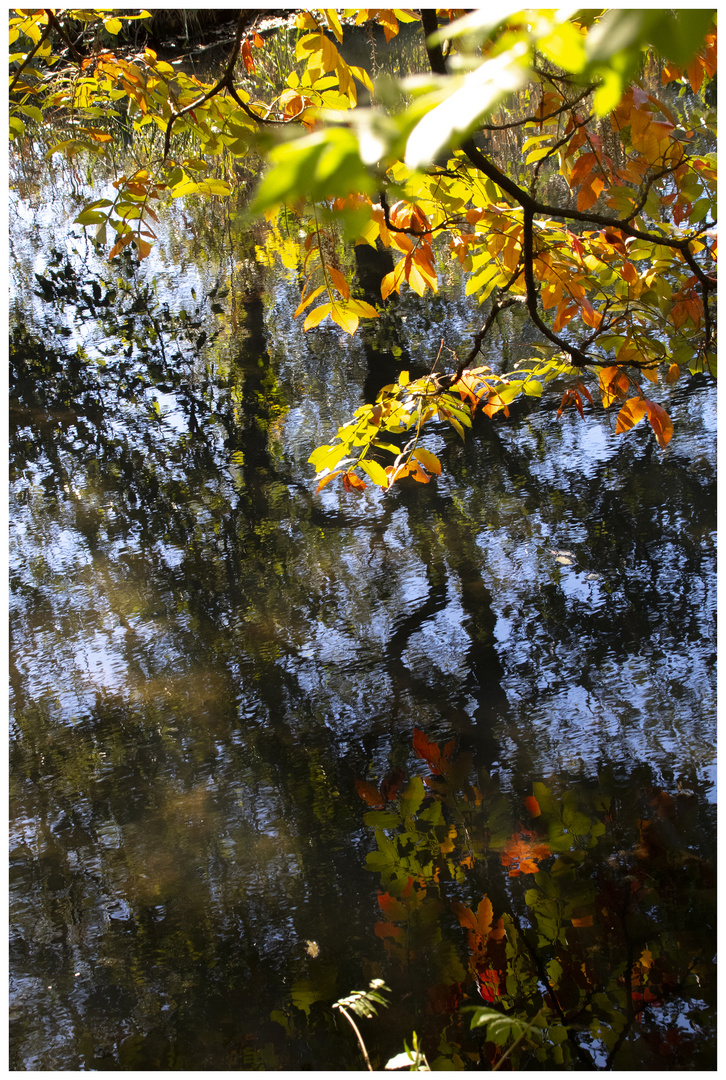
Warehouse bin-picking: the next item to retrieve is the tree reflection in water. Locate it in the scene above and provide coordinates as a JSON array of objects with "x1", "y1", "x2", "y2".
[{"x1": 9, "y1": 170, "x2": 715, "y2": 1069}]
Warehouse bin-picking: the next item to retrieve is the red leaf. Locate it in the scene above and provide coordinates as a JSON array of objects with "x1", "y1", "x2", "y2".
[
  {"x1": 378, "y1": 892, "x2": 407, "y2": 920},
  {"x1": 354, "y1": 779, "x2": 385, "y2": 807},
  {"x1": 380, "y1": 768, "x2": 405, "y2": 802},
  {"x1": 524, "y1": 795, "x2": 541, "y2": 817},
  {"x1": 412, "y1": 728, "x2": 455, "y2": 774},
  {"x1": 374, "y1": 921, "x2": 403, "y2": 939}
]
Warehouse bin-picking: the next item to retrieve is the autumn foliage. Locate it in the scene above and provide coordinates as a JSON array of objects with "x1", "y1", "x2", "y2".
[{"x1": 9, "y1": 8, "x2": 716, "y2": 493}]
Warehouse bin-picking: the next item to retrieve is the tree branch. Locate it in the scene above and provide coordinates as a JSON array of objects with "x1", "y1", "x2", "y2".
[
  {"x1": 419, "y1": 6, "x2": 715, "y2": 367},
  {"x1": 9, "y1": 12, "x2": 54, "y2": 96},
  {"x1": 162, "y1": 10, "x2": 285, "y2": 161}
]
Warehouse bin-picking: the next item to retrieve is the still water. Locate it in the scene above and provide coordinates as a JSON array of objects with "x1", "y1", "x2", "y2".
[{"x1": 9, "y1": 140, "x2": 716, "y2": 1069}]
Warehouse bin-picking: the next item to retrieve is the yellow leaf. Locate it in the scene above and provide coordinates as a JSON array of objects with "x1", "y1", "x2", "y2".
[
  {"x1": 406, "y1": 258, "x2": 428, "y2": 296},
  {"x1": 412, "y1": 447, "x2": 441, "y2": 475},
  {"x1": 615, "y1": 397, "x2": 648, "y2": 434},
  {"x1": 665, "y1": 363, "x2": 681, "y2": 384},
  {"x1": 330, "y1": 304, "x2": 359, "y2": 335},
  {"x1": 324, "y1": 8, "x2": 344, "y2": 41},
  {"x1": 294, "y1": 284, "x2": 327, "y2": 318},
  {"x1": 346, "y1": 298, "x2": 379, "y2": 319},
  {"x1": 304, "y1": 302, "x2": 333, "y2": 330},
  {"x1": 359, "y1": 459, "x2": 390, "y2": 487}
]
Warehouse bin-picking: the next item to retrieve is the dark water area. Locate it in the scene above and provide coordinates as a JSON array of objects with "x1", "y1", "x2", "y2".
[{"x1": 9, "y1": 109, "x2": 716, "y2": 1070}]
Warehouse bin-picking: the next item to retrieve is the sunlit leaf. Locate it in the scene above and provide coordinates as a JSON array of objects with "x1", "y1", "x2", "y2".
[
  {"x1": 615, "y1": 396, "x2": 648, "y2": 434},
  {"x1": 304, "y1": 302, "x2": 333, "y2": 330},
  {"x1": 645, "y1": 400, "x2": 674, "y2": 448},
  {"x1": 412, "y1": 447, "x2": 441, "y2": 476}
]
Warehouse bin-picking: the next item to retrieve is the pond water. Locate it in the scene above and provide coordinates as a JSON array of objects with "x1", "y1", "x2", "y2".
[{"x1": 9, "y1": 105, "x2": 716, "y2": 1068}]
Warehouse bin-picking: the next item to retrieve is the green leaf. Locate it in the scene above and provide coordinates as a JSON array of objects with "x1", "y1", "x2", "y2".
[
  {"x1": 468, "y1": 1007, "x2": 534, "y2": 1047},
  {"x1": 405, "y1": 48, "x2": 528, "y2": 169}
]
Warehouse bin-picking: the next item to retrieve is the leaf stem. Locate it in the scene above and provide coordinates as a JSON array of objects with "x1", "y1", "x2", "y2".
[{"x1": 334, "y1": 1004, "x2": 373, "y2": 1070}]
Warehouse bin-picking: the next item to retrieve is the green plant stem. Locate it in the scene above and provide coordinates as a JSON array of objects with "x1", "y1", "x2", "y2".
[{"x1": 492, "y1": 1009, "x2": 542, "y2": 1071}]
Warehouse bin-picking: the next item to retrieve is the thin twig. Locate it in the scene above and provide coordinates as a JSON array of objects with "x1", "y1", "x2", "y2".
[{"x1": 334, "y1": 1005, "x2": 373, "y2": 1071}]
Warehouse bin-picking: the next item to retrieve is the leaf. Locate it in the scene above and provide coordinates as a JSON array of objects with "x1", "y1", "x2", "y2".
[
  {"x1": 468, "y1": 1007, "x2": 533, "y2": 1047},
  {"x1": 330, "y1": 303, "x2": 359, "y2": 335},
  {"x1": 645, "y1": 400, "x2": 674, "y2": 448},
  {"x1": 355, "y1": 779, "x2": 385, "y2": 807},
  {"x1": 294, "y1": 284, "x2": 328, "y2": 318},
  {"x1": 171, "y1": 178, "x2": 232, "y2": 198},
  {"x1": 413, "y1": 728, "x2": 455, "y2": 774},
  {"x1": 378, "y1": 892, "x2": 407, "y2": 921},
  {"x1": 524, "y1": 795, "x2": 541, "y2": 818},
  {"x1": 304, "y1": 302, "x2": 333, "y2": 330},
  {"x1": 359, "y1": 459, "x2": 390, "y2": 487},
  {"x1": 315, "y1": 470, "x2": 344, "y2": 492},
  {"x1": 327, "y1": 265, "x2": 350, "y2": 300},
  {"x1": 405, "y1": 48, "x2": 528, "y2": 169},
  {"x1": 615, "y1": 397, "x2": 648, "y2": 434},
  {"x1": 412, "y1": 447, "x2": 441, "y2": 476},
  {"x1": 342, "y1": 471, "x2": 367, "y2": 493}
]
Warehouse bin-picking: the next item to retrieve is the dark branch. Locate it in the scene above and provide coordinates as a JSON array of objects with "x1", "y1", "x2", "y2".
[{"x1": 162, "y1": 10, "x2": 286, "y2": 161}]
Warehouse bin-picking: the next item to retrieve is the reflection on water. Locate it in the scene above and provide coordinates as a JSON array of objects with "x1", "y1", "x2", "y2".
[{"x1": 10, "y1": 148, "x2": 715, "y2": 1068}]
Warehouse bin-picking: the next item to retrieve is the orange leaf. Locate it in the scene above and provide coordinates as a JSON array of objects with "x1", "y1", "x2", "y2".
[
  {"x1": 569, "y1": 151, "x2": 597, "y2": 187},
  {"x1": 524, "y1": 795, "x2": 541, "y2": 818},
  {"x1": 615, "y1": 397, "x2": 648, "y2": 434},
  {"x1": 451, "y1": 901, "x2": 479, "y2": 933},
  {"x1": 476, "y1": 896, "x2": 493, "y2": 937},
  {"x1": 599, "y1": 365, "x2": 630, "y2": 408},
  {"x1": 577, "y1": 176, "x2": 605, "y2": 212},
  {"x1": 294, "y1": 283, "x2": 327, "y2": 318},
  {"x1": 687, "y1": 57, "x2": 704, "y2": 93},
  {"x1": 412, "y1": 447, "x2": 441, "y2": 476},
  {"x1": 327, "y1": 265, "x2": 350, "y2": 300},
  {"x1": 380, "y1": 260, "x2": 406, "y2": 300},
  {"x1": 342, "y1": 470, "x2": 367, "y2": 492},
  {"x1": 645, "y1": 400, "x2": 674, "y2": 448},
  {"x1": 580, "y1": 298, "x2": 601, "y2": 329},
  {"x1": 315, "y1": 470, "x2": 343, "y2": 492},
  {"x1": 621, "y1": 260, "x2": 638, "y2": 284},
  {"x1": 665, "y1": 363, "x2": 681, "y2": 385},
  {"x1": 378, "y1": 892, "x2": 407, "y2": 921},
  {"x1": 500, "y1": 830, "x2": 551, "y2": 876},
  {"x1": 571, "y1": 915, "x2": 594, "y2": 928},
  {"x1": 241, "y1": 38, "x2": 255, "y2": 74}
]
